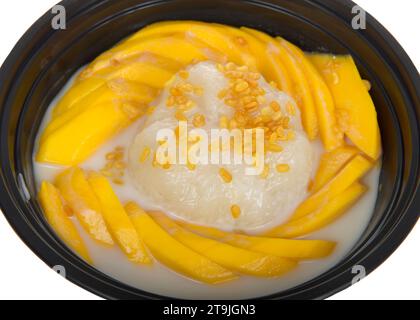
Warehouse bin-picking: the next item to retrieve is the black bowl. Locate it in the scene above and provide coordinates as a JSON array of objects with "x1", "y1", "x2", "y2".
[{"x1": 0, "y1": 0, "x2": 418, "y2": 300}]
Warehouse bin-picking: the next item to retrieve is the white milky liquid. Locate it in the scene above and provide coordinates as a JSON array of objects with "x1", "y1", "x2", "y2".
[{"x1": 33, "y1": 67, "x2": 381, "y2": 299}]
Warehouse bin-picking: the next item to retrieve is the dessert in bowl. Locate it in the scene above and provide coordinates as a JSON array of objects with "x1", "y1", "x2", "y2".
[{"x1": 32, "y1": 20, "x2": 383, "y2": 299}]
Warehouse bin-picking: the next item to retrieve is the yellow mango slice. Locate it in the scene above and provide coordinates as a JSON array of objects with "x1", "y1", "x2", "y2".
[
  {"x1": 150, "y1": 212, "x2": 297, "y2": 277},
  {"x1": 38, "y1": 181, "x2": 92, "y2": 263},
  {"x1": 52, "y1": 77, "x2": 106, "y2": 118},
  {"x1": 311, "y1": 146, "x2": 359, "y2": 192},
  {"x1": 274, "y1": 37, "x2": 318, "y2": 139},
  {"x1": 277, "y1": 40, "x2": 343, "y2": 150},
  {"x1": 291, "y1": 155, "x2": 372, "y2": 220},
  {"x1": 36, "y1": 101, "x2": 137, "y2": 165},
  {"x1": 87, "y1": 35, "x2": 223, "y2": 75},
  {"x1": 240, "y1": 27, "x2": 293, "y2": 95},
  {"x1": 93, "y1": 61, "x2": 175, "y2": 89},
  {"x1": 55, "y1": 167, "x2": 113, "y2": 246},
  {"x1": 308, "y1": 54, "x2": 381, "y2": 159},
  {"x1": 87, "y1": 172, "x2": 151, "y2": 264},
  {"x1": 55, "y1": 58, "x2": 168, "y2": 117},
  {"x1": 126, "y1": 21, "x2": 245, "y2": 66},
  {"x1": 43, "y1": 80, "x2": 155, "y2": 139},
  {"x1": 126, "y1": 202, "x2": 237, "y2": 284},
  {"x1": 267, "y1": 182, "x2": 367, "y2": 238},
  {"x1": 179, "y1": 222, "x2": 336, "y2": 259},
  {"x1": 79, "y1": 51, "x2": 183, "y2": 81},
  {"x1": 212, "y1": 24, "x2": 269, "y2": 71},
  {"x1": 53, "y1": 78, "x2": 156, "y2": 118}
]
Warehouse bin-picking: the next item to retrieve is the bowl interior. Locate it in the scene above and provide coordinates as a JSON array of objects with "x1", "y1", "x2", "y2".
[{"x1": 1, "y1": 0, "x2": 418, "y2": 299}]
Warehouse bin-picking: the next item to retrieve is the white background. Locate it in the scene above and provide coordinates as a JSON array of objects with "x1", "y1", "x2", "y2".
[{"x1": 0, "y1": 0, "x2": 418, "y2": 300}]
